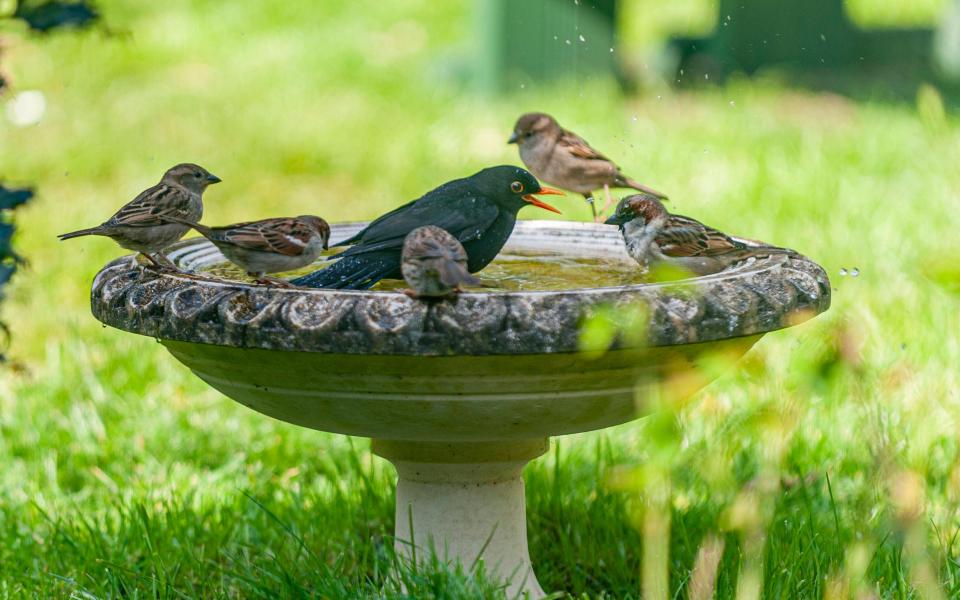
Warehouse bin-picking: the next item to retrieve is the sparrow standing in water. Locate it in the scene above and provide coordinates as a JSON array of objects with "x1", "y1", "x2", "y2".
[
  {"x1": 166, "y1": 215, "x2": 330, "y2": 286},
  {"x1": 401, "y1": 225, "x2": 481, "y2": 298},
  {"x1": 604, "y1": 193, "x2": 795, "y2": 276},
  {"x1": 508, "y1": 112, "x2": 667, "y2": 221},
  {"x1": 58, "y1": 163, "x2": 221, "y2": 269},
  {"x1": 292, "y1": 166, "x2": 563, "y2": 290}
]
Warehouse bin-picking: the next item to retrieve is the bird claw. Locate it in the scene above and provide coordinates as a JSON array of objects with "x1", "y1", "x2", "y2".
[{"x1": 254, "y1": 276, "x2": 295, "y2": 288}]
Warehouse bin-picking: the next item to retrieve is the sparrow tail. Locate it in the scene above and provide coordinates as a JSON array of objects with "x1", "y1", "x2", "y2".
[
  {"x1": 618, "y1": 176, "x2": 669, "y2": 201},
  {"x1": 157, "y1": 216, "x2": 213, "y2": 236},
  {"x1": 437, "y1": 259, "x2": 481, "y2": 288},
  {"x1": 58, "y1": 227, "x2": 105, "y2": 240}
]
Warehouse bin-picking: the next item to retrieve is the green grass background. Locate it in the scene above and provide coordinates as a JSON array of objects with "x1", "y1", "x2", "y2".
[{"x1": 2, "y1": 0, "x2": 960, "y2": 597}]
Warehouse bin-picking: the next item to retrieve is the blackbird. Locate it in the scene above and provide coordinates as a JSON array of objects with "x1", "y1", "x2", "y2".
[
  {"x1": 401, "y1": 225, "x2": 481, "y2": 298},
  {"x1": 58, "y1": 163, "x2": 220, "y2": 269},
  {"x1": 508, "y1": 112, "x2": 667, "y2": 220},
  {"x1": 292, "y1": 165, "x2": 562, "y2": 289},
  {"x1": 164, "y1": 215, "x2": 330, "y2": 286},
  {"x1": 605, "y1": 193, "x2": 796, "y2": 276}
]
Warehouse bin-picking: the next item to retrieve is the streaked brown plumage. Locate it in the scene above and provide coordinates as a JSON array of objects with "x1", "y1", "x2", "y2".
[
  {"x1": 401, "y1": 225, "x2": 481, "y2": 298},
  {"x1": 605, "y1": 193, "x2": 796, "y2": 276},
  {"x1": 58, "y1": 163, "x2": 221, "y2": 268},
  {"x1": 166, "y1": 215, "x2": 330, "y2": 285},
  {"x1": 508, "y1": 112, "x2": 667, "y2": 219}
]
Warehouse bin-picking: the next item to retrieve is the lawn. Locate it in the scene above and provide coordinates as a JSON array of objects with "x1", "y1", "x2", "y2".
[{"x1": 2, "y1": 0, "x2": 960, "y2": 598}]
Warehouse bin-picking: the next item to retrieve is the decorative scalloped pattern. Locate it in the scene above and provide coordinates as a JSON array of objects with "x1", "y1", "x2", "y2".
[{"x1": 90, "y1": 235, "x2": 830, "y2": 356}]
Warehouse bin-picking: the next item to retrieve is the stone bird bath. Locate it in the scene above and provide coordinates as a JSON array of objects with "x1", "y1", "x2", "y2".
[{"x1": 90, "y1": 220, "x2": 830, "y2": 598}]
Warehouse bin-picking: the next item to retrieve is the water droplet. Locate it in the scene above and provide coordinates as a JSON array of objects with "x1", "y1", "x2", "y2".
[
  {"x1": 579, "y1": 34, "x2": 586, "y2": 42},
  {"x1": 680, "y1": 68, "x2": 684, "y2": 75},
  {"x1": 565, "y1": 39, "x2": 571, "y2": 45},
  {"x1": 839, "y1": 268, "x2": 847, "y2": 276},
  {"x1": 820, "y1": 33, "x2": 826, "y2": 42},
  {"x1": 553, "y1": 35, "x2": 558, "y2": 40},
  {"x1": 520, "y1": 83, "x2": 525, "y2": 89},
  {"x1": 729, "y1": 100, "x2": 735, "y2": 106},
  {"x1": 726, "y1": 14, "x2": 731, "y2": 20},
  {"x1": 631, "y1": 115, "x2": 638, "y2": 121},
  {"x1": 657, "y1": 95, "x2": 662, "y2": 100},
  {"x1": 609, "y1": 47, "x2": 614, "y2": 53},
  {"x1": 851, "y1": 267, "x2": 860, "y2": 277},
  {"x1": 704, "y1": 73, "x2": 710, "y2": 80}
]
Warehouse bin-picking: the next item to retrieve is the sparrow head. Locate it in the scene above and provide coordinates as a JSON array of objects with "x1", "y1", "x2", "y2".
[
  {"x1": 604, "y1": 193, "x2": 668, "y2": 228},
  {"x1": 471, "y1": 165, "x2": 563, "y2": 214},
  {"x1": 508, "y1": 112, "x2": 560, "y2": 145},
  {"x1": 163, "y1": 163, "x2": 222, "y2": 194},
  {"x1": 297, "y1": 215, "x2": 331, "y2": 250}
]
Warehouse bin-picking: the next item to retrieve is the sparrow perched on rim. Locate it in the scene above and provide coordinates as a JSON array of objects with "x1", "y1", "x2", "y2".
[
  {"x1": 508, "y1": 112, "x2": 668, "y2": 220},
  {"x1": 401, "y1": 225, "x2": 481, "y2": 299},
  {"x1": 291, "y1": 165, "x2": 563, "y2": 290},
  {"x1": 604, "y1": 193, "x2": 796, "y2": 276},
  {"x1": 165, "y1": 215, "x2": 330, "y2": 286},
  {"x1": 58, "y1": 163, "x2": 221, "y2": 269}
]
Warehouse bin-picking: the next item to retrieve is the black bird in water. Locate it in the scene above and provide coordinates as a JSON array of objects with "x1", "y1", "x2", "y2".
[{"x1": 292, "y1": 166, "x2": 563, "y2": 289}]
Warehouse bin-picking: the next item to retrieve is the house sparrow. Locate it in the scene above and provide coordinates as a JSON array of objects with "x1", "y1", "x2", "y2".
[
  {"x1": 508, "y1": 112, "x2": 667, "y2": 220},
  {"x1": 401, "y1": 225, "x2": 481, "y2": 298},
  {"x1": 292, "y1": 166, "x2": 562, "y2": 290},
  {"x1": 604, "y1": 193, "x2": 796, "y2": 276},
  {"x1": 58, "y1": 163, "x2": 221, "y2": 269},
  {"x1": 166, "y1": 215, "x2": 330, "y2": 286}
]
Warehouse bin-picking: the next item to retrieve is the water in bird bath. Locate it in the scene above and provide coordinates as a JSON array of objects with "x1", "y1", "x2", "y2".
[{"x1": 200, "y1": 249, "x2": 649, "y2": 292}]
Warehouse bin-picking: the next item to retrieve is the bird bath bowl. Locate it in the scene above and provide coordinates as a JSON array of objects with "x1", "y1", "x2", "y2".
[{"x1": 90, "y1": 220, "x2": 830, "y2": 598}]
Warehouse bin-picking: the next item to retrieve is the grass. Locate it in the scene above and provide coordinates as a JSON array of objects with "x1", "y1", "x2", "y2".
[{"x1": 2, "y1": 0, "x2": 960, "y2": 597}]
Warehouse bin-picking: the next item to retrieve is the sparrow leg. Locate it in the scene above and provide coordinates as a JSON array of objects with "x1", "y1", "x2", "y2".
[
  {"x1": 141, "y1": 252, "x2": 182, "y2": 273},
  {"x1": 583, "y1": 193, "x2": 597, "y2": 220},
  {"x1": 402, "y1": 288, "x2": 420, "y2": 299},
  {"x1": 252, "y1": 274, "x2": 295, "y2": 288},
  {"x1": 597, "y1": 184, "x2": 614, "y2": 222}
]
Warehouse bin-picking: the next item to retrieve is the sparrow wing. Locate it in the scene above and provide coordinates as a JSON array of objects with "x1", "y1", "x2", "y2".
[
  {"x1": 220, "y1": 218, "x2": 314, "y2": 256},
  {"x1": 105, "y1": 184, "x2": 195, "y2": 228},
  {"x1": 558, "y1": 128, "x2": 613, "y2": 163},
  {"x1": 655, "y1": 215, "x2": 745, "y2": 258}
]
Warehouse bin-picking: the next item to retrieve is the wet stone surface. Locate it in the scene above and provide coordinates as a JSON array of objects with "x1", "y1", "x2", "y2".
[{"x1": 90, "y1": 224, "x2": 831, "y2": 356}]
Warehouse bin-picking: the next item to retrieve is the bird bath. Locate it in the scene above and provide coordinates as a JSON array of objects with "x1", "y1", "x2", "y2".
[{"x1": 90, "y1": 220, "x2": 830, "y2": 598}]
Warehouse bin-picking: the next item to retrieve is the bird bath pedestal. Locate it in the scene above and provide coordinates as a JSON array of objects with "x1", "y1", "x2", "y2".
[{"x1": 90, "y1": 221, "x2": 829, "y2": 598}]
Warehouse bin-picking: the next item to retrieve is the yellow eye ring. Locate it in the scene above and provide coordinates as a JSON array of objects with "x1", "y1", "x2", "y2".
[{"x1": 510, "y1": 181, "x2": 524, "y2": 193}]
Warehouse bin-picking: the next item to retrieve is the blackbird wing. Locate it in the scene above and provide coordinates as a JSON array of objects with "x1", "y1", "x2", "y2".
[
  {"x1": 220, "y1": 219, "x2": 313, "y2": 256},
  {"x1": 105, "y1": 184, "x2": 193, "y2": 228},
  {"x1": 338, "y1": 193, "x2": 499, "y2": 259},
  {"x1": 656, "y1": 215, "x2": 745, "y2": 257}
]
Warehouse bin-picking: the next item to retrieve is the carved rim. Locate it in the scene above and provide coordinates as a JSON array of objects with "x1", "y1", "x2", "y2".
[{"x1": 90, "y1": 220, "x2": 831, "y2": 356}]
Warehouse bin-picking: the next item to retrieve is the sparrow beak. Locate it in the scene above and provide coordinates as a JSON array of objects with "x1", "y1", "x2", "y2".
[
  {"x1": 507, "y1": 131, "x2": 519, "y2": 144},
  {"x1": 522, "y1": 186, "x2": 564, "y2": 214},
  {"x1": 604, "y1": 213, "x2": 629, "y2": 226},
  {"x1": 206, "y1": 174, "x2": 222, "y2": 184}
]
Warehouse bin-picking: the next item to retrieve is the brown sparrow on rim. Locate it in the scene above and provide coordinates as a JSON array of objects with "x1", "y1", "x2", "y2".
[
  {"x1": 165, "y1": 215, "x2": 330, "y2": 286},
  {"x1": 605, "y1": 193, "x2": 796, "y2": 276},
  {"x1": 401, "y1": 225, "x2": 481, "y2": 298},
  {"x1": 58, "y1": 163, "x2": 221, "y2": 269}
]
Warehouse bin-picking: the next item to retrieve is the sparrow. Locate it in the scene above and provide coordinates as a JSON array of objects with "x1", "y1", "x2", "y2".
[
  {"x1": 508, "y1": 112, "x2": 668, "y2": 220},
  {"x1": 604, "y1": 193, "x2": 796, "y2": 276},
  {"x1": 291, "y1": 165, "x2": 563, "y2": 290},
  {"x1": 58, "y1": 163, "x2": 221, "y2": 269},
  {"x1": 164, "y1": 215, "x2": 330, "y2": 286},
  {"x1": 401, "y1": 225, "x2": 482, "y2": 298}
]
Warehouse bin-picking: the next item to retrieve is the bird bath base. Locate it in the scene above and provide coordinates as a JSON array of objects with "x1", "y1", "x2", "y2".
[
  {"x1": 373, "y1": 439, "x2": 549, "y2": 597},
  {"x1": 91, "y1": 221, "x2": 831, "y2": 597}
]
